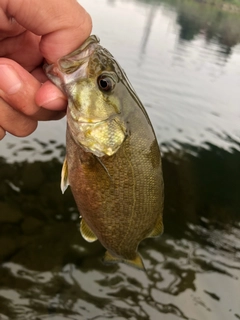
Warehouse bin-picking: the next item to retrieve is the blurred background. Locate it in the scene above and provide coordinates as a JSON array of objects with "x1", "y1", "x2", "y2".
[{"x1": 0, "y1": 0, "x2": 240, "y2": 319}]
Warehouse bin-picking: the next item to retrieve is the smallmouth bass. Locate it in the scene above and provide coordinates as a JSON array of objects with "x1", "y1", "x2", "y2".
[{"x1": 45, "y1": 35, "x2": 164, "y2": 270}]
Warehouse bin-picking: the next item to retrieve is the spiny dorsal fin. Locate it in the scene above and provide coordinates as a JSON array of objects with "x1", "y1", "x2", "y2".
[
  {"x1": 103, "y1": 251, "x2": 145, "y2": 271},
  {"x1": 80, "y1": 219, "x2": 98, "y2": 242},
  {"x1": 61, "y1": 157, "x2": 69, "y2": 194},
  {"x1": 147, "y1": 215, "x2": 164, "y2": 238}
]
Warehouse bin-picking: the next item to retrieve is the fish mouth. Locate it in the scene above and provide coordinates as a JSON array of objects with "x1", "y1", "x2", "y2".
[
  {"x1": 57, "y1": 35, "x2": 100, "y2": 74},
  {"x1": 44, "y1": 35, "x2": 99, "y2": 85}
]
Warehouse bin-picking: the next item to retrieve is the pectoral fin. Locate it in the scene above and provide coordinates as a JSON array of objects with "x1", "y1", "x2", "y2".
[
  {"x1": 61, "y1": 157, "x2": 69, "y2": 194},
  {"x1": 95, "y1": 156, "x2": 111, "y2": 179},
  {"x1": 80, "y1": 219, "x2": 98, "y2": 242},
  {"x1": 147, "y1": 215, "x2": 163, "y2": 238},
  {"x1": 103, "y1": 251, "x2": 145, "y2": 271}
]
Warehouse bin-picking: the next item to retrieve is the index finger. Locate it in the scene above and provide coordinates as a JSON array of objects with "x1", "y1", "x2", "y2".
[{"x1": 2, "y1": 0, "x2": 92, "y2": 62}]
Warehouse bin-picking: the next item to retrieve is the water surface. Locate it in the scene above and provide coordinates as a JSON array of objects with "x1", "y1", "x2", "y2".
[{"x1": 0, "y1": 0, "x2": 240, "y2": 319}]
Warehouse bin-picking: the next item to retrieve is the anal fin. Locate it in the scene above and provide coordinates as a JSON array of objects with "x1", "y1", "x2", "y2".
[
  {"x1": 80, "y1": 218, "x2": 98, "y2": 242},
  {"x1": 61, "y1": 157, "x2": 69, "y2": 194},
  {"x1": 147, "y1": 215, "x2": 164, "y2": 238}
]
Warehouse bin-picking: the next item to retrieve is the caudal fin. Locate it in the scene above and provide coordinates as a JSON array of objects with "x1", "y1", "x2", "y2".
[{"x1": 103, "y1": 251, "x2": 145, "y2": 271}]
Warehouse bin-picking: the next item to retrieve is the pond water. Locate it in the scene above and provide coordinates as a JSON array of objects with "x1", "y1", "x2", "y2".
[{"x1": 0, "y1": 0, "x2": 240, "y2": 319}]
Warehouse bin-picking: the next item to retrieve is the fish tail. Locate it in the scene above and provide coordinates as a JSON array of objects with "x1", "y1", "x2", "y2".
[{"x1": 103, "y1": 251, "x2": 145, "y2": 271}]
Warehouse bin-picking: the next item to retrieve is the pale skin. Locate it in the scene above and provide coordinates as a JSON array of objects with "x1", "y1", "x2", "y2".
[{"x1": 0, "y1": 0, "x2": 92, "y2": 140}]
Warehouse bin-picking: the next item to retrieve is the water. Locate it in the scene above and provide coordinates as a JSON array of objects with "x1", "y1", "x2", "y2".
[{"x1": 0, "y1": 0, "x2": 240, "y2": 319}]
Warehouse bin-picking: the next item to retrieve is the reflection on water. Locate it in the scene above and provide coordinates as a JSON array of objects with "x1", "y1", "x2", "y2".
[
  {"x1": 176, "y1": 1, "x2": 240, "y2": 50},
  {"x1": 1, "y1": 0, "x2": 240, "y2": 319},
  {"x1": 2, "y1": 0, "x2": 240, "y2": 158},
  {"x1": 0, "y1": 145, "x2": 239, "y2": 319}
]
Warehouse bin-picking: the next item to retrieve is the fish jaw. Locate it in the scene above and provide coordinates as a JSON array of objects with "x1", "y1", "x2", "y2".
[{"x1": 44, "y1": 35, "x2": 99, "y2": 90}]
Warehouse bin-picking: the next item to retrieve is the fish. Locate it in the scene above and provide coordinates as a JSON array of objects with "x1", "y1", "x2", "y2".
[{"x1": 44, "y1": 35, "x2": 164, "y2": 270}]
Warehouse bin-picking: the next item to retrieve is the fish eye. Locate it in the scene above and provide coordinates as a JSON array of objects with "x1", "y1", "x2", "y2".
[{"x1": 97, "y1": 75, "x2": 114, "y2": 92}]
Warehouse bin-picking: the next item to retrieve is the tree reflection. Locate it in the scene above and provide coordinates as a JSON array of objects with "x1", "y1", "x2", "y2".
[
  {"x1": 136, "y1": 0, "x2": 240, "y2": 58},
  {"x1": 0, "y1": 140, "x2": 239, "y2": 319},
  {"x1": 163, "y1": 142, "x2": 240, "y2": 237},
  {"x1": 177, "y1": 12, "x2": 202, "y2": 41}
]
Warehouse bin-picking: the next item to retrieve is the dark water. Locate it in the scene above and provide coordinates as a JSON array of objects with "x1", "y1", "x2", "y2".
[{"x1": 1, "y1": 0, "x2": 240, "y2": 319}]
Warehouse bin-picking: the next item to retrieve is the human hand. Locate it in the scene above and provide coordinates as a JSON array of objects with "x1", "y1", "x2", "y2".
[{"x1": 0, "y1": 0, "x2": 92, "y2": 140}]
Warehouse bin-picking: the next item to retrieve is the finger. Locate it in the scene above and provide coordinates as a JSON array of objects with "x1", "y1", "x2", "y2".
[
  {"x1": 0, "y1": 97, "x2": 37, "y2": 137},
  {"x1": 32, "y1": 66, "x2": 67, "y2": 112},
  {"x1": 0, "y1": 8, "x2": 25, "y2": 39},
  {"x1": 0, "y1": 126, "x2": 6, "y2": 140},
  {"x1": 31, "y1": 66, "x2": 49, "y2": 83},
  {"x1": 0, "y1": 30, "x2": 42, "y2": 71},
  {"x1": 3, "y1": 0, "x2": 92, "y2": 62},
  {"x1": 35, "y1": 80, "x2": 67, "y2": 111},
  {"x1": 0, "y1": 58, "x2": 41, "y2": 116},
  {"x1": 0, "y1": 59, "x2": 67, "y2": 119},
  {"x1": 31, "y1": 108, "x2": 66, "y2": 122}
]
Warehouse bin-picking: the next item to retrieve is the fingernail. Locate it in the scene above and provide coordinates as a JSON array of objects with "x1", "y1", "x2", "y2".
[{"x1": 0, "y1": 65, "x2": 22, "y2": 94}]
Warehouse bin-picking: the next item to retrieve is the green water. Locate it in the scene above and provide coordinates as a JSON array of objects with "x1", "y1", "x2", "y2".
[{"x1": 0, "y1": 0, "x2": 240, "y2": 319}]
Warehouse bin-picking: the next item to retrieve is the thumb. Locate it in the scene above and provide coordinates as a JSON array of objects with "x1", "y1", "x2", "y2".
[{"x1": 4, "y1": 0, "x2": 92, "y2": 62}]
